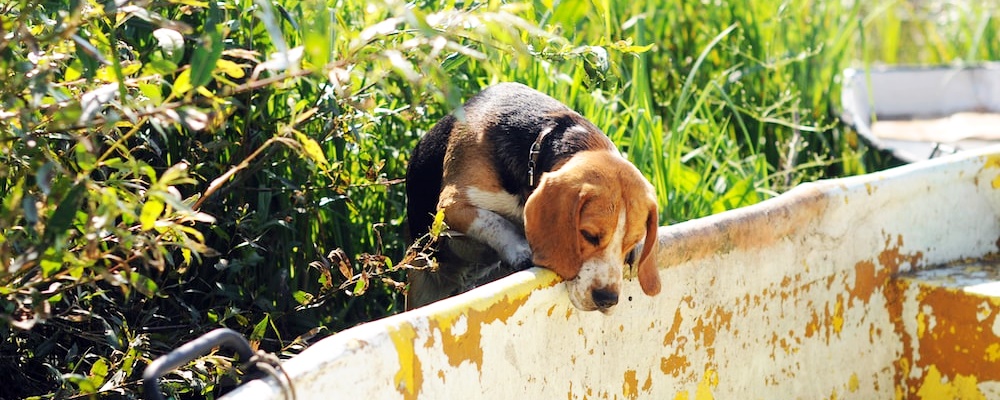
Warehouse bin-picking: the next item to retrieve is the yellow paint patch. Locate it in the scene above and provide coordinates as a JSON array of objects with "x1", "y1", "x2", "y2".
[
  {"x1": 985, "y1": 155, "x2": 1000, "y2": 188},
  {"x1": 695, "y1": 368, "x2": 719, "y2": 400},
  {"x1": 848, "y1": 373, "x2": 859, "y2": 393},
  {"x1": 983, "y1": 154, "x2": 1000, "y2": 169},
  {"x1": 832, "y1": 297, "x2": 844, "y2": 334},
  {"x1": 916, "y1": 309, "x2": 927, "y2": 339},
  {"x1": 986, "y1": 343, "x2": 1000, "y2": 362},
  {"x1": 674, "y1": 392, "x2": 690, "y2": 400},
  {"x1": 389, "y1": 324, "x2": 422, "y2": 400},
  {"x1": 916, "y1": 365, "x2": 986, "y2": 400},
  {"x1": 623, "y1": 369, "x2": 639, "y2": 399}
]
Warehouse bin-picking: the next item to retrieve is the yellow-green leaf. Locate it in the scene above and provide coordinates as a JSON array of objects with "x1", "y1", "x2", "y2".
[
  {"x1": 215, "y1": 58, "x2": 245, "y2": 79},
  {"x1": 293, "y1": 131, "x2": 329, "y2": 171},
  {"x1": 172, "y1": 68, "x2": 192, "y2": 96},
  {"x1": 166, "y1": 0, "x2": 208, "y2": 6},
  {"x1": 95, "y1": 63, "x2": 141, "y2": 82},
  {"x1": 139, "y1": 82, "x2": 163, "y2": 105},
  {"x1": 140, "y1": 199, "x2": 164, "y2": 231},
  {"x1": 65, "y1": 60, "x2": 83, "y2": 81},
  {"x1": 430, "y1": 208, "x2": 447, "y2": 237}
]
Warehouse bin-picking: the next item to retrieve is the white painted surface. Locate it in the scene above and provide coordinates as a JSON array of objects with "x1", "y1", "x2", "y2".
[{"x1": 224, "y1": 146, "x2": 1000, "y2": 400}]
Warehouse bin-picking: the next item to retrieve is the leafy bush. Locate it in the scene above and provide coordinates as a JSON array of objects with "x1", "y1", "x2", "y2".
[{"x1": 1, "y1": 0, "x2": 997, "y2": 398}]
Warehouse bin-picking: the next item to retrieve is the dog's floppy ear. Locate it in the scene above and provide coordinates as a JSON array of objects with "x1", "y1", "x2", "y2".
[
  {"x1": 636, "y1": 202, "x2": 660, "y2": 296},
  {"x1": 524, "y1": 173, "x2": 584, "y2": 280}
]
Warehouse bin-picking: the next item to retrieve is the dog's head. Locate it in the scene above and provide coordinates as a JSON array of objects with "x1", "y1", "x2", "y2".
[{"x1": 524, "y1": 150, "x2": 660, "y2": 313}]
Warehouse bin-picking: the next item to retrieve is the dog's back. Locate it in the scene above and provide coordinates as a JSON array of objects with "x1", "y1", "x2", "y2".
[
  {"x1": 405, "y1": 115, "x2": 453, "y2": 241},
  {"x1": 406, "y1": 83, "x2": 568, "y2": 239}
]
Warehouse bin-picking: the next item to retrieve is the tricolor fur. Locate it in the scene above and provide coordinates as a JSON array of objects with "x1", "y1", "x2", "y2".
[{"x1": 405, "y1": 83, "x2": 660, "y2": 312}]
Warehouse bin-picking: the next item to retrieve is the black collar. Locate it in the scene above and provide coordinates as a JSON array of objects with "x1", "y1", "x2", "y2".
[{"x1": 527, "y1": 127, "x2": 550, "y2": 187}]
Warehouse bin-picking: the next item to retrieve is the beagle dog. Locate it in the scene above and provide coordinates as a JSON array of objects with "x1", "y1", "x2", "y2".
[{"x1": 405, "y1": 83, "x2": 660, "y2": 312}]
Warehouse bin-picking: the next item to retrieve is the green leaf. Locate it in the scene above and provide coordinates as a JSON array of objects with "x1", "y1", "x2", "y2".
[
  {"x1": 189, "y1": 25, "x2": 224, "y2": 89},
  {"x1": 292, "y1": 290, "x2": 312, "y2": 305},
  {"x1": 158, "y1": 162, "x2": 192, "y2": 187},
  {"x1": 129, "y1": 272, "x2": 159, "y2": 297},
  {"x1": 250, "y1": 314, "x2": 269, "y2": 342},
  {"x1": 144, "y1": 59, "x2": 178, "y2": 76},
  {"x1": 139, "y1": 199, "x2": 165, "y2": 231},
  {"x1": 75, "y1": 142, "x2": 96, "y2": 172},
  {"x1": 302, "y1": 0, "x2": 330, "y2": 70},
  {"x1": 2, "y1": 178, "x2": 23, "y2": 216},
  {"x1": 712, "y1": 177, "x2": 759, "y2": 213},
  {"x1": 72, "y1": 34, "x2": 103, "y2": 80},
  {"x1": 352, "y1": 276, "x2": 368, "y2": 296},
  {"x1": 40, "y1": 257, "x2": 62, "y2": 277},
  {"x1": 88, "y1": 357, "x2": 109, "y2": 389},
  {"x1": 47, "y1": 183, "x2": 85, "y2": 240}
]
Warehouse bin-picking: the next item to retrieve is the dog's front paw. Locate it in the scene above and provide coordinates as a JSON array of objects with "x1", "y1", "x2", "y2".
[
  {"x1": 511, "y1": 257, "x2": 535, "y2": 272},
  {"x1": 498, "y1": 243, "x2": 533, "y2": 271}
]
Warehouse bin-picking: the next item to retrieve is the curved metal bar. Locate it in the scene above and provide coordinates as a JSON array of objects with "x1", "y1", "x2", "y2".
[{"x1": 143, "y1": 328, "x2": 255, "y2": 400}]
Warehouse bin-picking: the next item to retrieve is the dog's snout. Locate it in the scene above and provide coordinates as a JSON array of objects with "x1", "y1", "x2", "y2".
[{"x1": 591, "y1": 287, "x2": 619, "y2": 309}]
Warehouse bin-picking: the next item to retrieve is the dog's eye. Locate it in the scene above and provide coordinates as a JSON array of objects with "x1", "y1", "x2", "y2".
[{"x1": 580, "y1": 230, "x2": 601, "y2": 246}]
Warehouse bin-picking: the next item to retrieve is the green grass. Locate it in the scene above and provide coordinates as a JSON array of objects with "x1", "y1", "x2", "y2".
[{"x1": 0, "y1": 0, "x2": 997, "y2": 397}]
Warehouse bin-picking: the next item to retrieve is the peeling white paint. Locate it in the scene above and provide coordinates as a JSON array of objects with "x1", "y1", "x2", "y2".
[{"x1": 224, "y1": 147, "x2": 1000, "y2": 400}]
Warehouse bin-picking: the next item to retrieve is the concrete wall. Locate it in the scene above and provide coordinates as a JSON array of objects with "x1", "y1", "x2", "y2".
[{"x1": 224, "y1": 147, "x2": 1000, "y2": 399}]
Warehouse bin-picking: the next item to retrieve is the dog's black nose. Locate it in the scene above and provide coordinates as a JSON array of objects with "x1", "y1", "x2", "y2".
[{"x1": 592, "y1": 288, "x2": 619, "y2": 309}]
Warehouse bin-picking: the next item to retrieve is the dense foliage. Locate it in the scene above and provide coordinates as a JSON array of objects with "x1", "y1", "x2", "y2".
[{"x1": 0, "y1": 0, "x2": 996, "y2": 397}]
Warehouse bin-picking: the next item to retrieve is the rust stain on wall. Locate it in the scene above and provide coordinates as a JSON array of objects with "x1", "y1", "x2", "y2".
[
  {"x1": 889, "y1": 272, "x2": 1000, "y2": 398},
  {"x1": 877, "y1": 235, "x2": 924, "y2": 274},
  {"x1": 663, "y1": 308, "x2": 684, "y2": 346},
  {"x1": 623, "y1": 369, "x2": 639, "y2": 399},
  {"x1": 427, "y1": 293, "x2": 531, "y2": 370},
  {"x1": 661, "y1": 353, "x2": 691, "y2": 378},
  {"x1": 692, "y1": 306, "x2": 734, "y2": 360},
  {"x1": 887, "y1": 279, "x2": 917, "y2": 398},
  {"x1": 848, "y1": 260, "x2": 879, "y2": 305},
  {"x1": 804, "y1": 310, "x2": 821, "y2": 338},
  {"x1": 654, "y1": 186, "x2": 829, "y2": 265},
  {"x1": 914, "y1": 285, "x2": 1000, "y2": 381}
]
